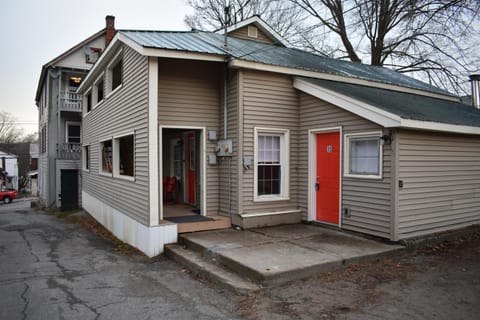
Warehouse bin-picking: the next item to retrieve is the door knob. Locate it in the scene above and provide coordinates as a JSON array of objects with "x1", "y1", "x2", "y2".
[{"x1": 315, "y1": 182, "x2": 320, "y2": 191}]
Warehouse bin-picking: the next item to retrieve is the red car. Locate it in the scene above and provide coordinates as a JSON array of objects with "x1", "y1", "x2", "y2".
[{"x1": 0, "y1": 190, "x2": 17, "y2": 204}]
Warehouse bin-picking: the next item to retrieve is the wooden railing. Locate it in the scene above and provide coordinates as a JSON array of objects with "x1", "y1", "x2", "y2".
[
  {"x1": 57, "y1": 143, "x2": 81, "y2": 160},
  {"x1": 59, "y1": 92, "x2": 82, "y2": 111}
]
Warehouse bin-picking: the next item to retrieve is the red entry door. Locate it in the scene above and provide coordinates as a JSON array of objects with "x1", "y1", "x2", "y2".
[
  {"x1": 315, "y1": 132, "x2": 340, "y2": 224},
  {"x1": 186, "y1": 133, "x2": 196, "y2": 204}
]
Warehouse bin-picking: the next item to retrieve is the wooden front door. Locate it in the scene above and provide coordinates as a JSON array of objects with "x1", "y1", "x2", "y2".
[
  {"x1": 315, "y1": 132, "x2": 340, "y2": 224},
  {"x1": 186, "y1": 133, "x2": 196, "y2": 204}
]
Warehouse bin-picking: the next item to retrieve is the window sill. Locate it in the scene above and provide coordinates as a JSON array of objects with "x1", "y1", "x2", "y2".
[
  {"x1": 99, "y1": 171, "x2": 113, "y2": 177},
  {"x1": 106, "y1": 84, "x2": 123, "y2": 99},
  {"x1": 113, "y1": 174, "x2": 135, "y2": 182},
  {"x1": 82, "y1": 168, "x2": 90, "y2": 173},
  {"x1": 344, "y1": 173, "x2": 382, "y2": 180},
  {"x1": 254, "y1": 195, "x2": 290, "y2": 202}
]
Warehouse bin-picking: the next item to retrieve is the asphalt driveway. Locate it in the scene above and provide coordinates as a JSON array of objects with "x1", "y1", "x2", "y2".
[{"x1": 1, "y1": 199, "x2": 479, "y2": 320}]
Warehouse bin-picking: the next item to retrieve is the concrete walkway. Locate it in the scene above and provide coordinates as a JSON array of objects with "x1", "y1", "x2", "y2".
[{"x1": 166, "y1": 224, "x2": 403, "y2": 292}]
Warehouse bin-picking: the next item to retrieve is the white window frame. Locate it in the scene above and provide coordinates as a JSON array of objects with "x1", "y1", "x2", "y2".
[
  {"x1": 253, "y1": 127, "x2": 290, "y2": 202},
  {"x1": 93, "y1": 72, "x2": 105, "y2": 107},
  {"x1": 65, "y1": 121, "x2": 81, "y2": 143},
  {"x1": 112, "y1": 132, "x2": 135, "y2": 181},
  {"x1": 99, "y1": 138, "x2": 113, "y2": 177},
  {"x1": 83, "y1": 88, "x2": 93, "y2": 116},
  {"x1": 82, "y1": 145, "x2": 90, "y2": 172},
  {"x1": 106, "y1": 50, "x2": 123, "y2": 98},
  {"x1": 344, "y1": 131, "x2": 383, "y2": 179}
]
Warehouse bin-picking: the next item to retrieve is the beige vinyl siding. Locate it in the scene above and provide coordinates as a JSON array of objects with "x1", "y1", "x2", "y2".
[
  {"x1": 299, "y1": 93, "x2": 392, "y2": 239},
  {"x1": 241, "y1": 70, "x2": 299, "y2": 213},
  {"x1": 158, "y1": 59, "x2": 221, "y2": 215},
  {"x1": 82, "y1": 45, "x2": 150, "y2": 225},
  {"x1": 228, "y1": 25, "x2": 276, "y2": 44},
  {"x1": 397, "y1": 130, "x2": 480, "y2": 238},
  {"x1": 219, "y1": 70, "x2": 239, "y2": 215}
]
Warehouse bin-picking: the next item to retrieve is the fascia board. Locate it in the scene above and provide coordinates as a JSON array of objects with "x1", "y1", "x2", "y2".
[
  {"x1": 294, "y1": 78, "x2": 402, "y2": 127},
  {"x1": 400, "y1": 119, "x2": 480, "y2": 135}
]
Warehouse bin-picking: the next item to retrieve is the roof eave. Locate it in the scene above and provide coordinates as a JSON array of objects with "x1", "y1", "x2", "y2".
[
  {"x1": 35, "y1": 28, "x2": 106, "y2": 102},
  {"x1": 294, "y1": 77, "x2": 480, "y2": 135}
]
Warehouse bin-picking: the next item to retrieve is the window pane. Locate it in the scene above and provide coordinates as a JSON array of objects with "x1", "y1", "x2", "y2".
[
  {"x1": 119, "y1": 135, "x2": 134, "y2": 177},
  {"x1": 349, "y1": 137, "x2": 379, "y2": 175},
  {"x1": 112, "y1": 60, "x2": 122, "y2": 91},
  {"x1": 102, "y1": 140, "x2": 112, "y2": 173},
  {"x1": 258, "y1": 164, "x2": 281, "y2": 195},
  {"x1": 97, "y1": 79, "x2": 104, "y2": 102},
  {"x1": 67, "y1": 125, "x2": 81, "y2": 143}
]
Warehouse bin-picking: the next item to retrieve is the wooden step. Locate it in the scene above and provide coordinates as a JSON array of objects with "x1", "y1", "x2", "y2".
[{"x1": 177, "y1": 215, "x2": 231, "y2": 233}]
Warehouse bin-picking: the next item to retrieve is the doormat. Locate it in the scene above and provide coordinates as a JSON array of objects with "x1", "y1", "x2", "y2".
[{"x1": 165, "y1": 215, "x2": 214, "y2": 224}]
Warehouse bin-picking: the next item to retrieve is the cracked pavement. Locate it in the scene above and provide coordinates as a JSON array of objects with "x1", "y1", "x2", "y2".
[{"x1": 0, "y1": 200, "x2": 241, "y2": 320}]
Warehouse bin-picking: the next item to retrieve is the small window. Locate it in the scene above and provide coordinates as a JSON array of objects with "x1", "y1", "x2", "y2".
[
  {"x1": 97, "y1": 78, "x2": 104, "y2": 102},
  {"x1": 66, "y1": 122, "x2": 81, "y2": 143},
  {"x1": 113, "y1": 134, "x2": 134, "y2": 179},
  {"x1": 344, "y1": 132, "x2": 382, "y2": 179},
  {"x1": 111, "y1": 59, "x2": 122, "y2": 91},
  {"x1": 254, "y1": 127, "x2": 289, "y2": 201},
  {"x1": 82, "y1": 145, "x2": 90, "y2": 171},
  {"x1": 85, "y1": 92, "x2": 92, "y2": 113},
  {"x1": 101, "y1": 140, "x2": 113, "y2": 174}
]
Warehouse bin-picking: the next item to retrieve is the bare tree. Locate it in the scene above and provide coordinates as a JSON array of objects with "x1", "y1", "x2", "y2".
[
  {"x1": 185, "y1": 0, "x2": 480, "y2": 94},
  {"x1": 184, "y1": 0, "x2": 305, "y2": 42},
  {"x1": 0, "y1": 112, "x2": 25, "y2": 144},
  {"x1": 290, "y1": 0, "x2": 480, "y2": 93}
]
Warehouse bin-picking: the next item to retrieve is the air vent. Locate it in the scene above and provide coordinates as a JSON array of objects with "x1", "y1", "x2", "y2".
[{"x1": 247, "y1": 26, "x2": 258, "y2": 38}]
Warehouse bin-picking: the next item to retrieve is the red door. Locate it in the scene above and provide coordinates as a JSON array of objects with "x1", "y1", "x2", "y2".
[
  {"x1": 186, "y1": 133, "x2": 196, "y2": 204},
  {"x1": 315, "y1": 132, "x2": 340, "y2": 224}
]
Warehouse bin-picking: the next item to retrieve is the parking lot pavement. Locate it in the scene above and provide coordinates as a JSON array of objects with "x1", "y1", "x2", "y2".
[
  {"x1": 0, "y1": 201, "x2": 241, "y2": 320},
  {"x1": 1, "y1": 200, "x2": 479, "y2": 320}
]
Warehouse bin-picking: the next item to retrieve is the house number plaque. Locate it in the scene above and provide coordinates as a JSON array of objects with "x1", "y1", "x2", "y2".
[{"x1": 327, "y1": 145, "x2": 333, "y2": 153}]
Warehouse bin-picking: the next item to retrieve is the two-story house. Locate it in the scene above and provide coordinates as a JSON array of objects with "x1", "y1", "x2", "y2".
[{"x1": 35, "y1": 16, "x2": 115, "y2": 209}]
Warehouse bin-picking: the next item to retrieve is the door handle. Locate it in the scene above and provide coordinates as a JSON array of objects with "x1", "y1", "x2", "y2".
[{"x1": 315, "y1": 183, "x2": 320, "y2": 191}]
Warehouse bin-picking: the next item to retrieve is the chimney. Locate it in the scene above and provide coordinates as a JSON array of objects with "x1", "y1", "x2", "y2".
[
  {"x1": 470, "y1": 74, "x2": 480, "y2": 109},
  {"x1": 105, "y1": 15, "x2": 116, "y2": 47}
]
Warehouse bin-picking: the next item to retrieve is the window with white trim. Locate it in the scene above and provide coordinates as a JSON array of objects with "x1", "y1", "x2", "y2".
[
  {"x1": 344, "y1": 132, "x2": 382, "y2": 178},
  {"x1": 65, "y1": 122, "x2": 81, "y2": 143},
  {"x1": 107, "y1": 52, "x2": 123, "y2": 94},
  {"x1": 113, "y1": 134, "x2": 134, "y2": 179},
  {"x1": 254, "y1": 128, "x2": 289, "y2": 201},
  {"x1": 100, "y1": 139, "x2": 113, "y2": 174},
  {"x1": 82, "y1": 145, "x2": 90, "y2": 171},
  {"x1": 94, "y1": 75, "x2": 104, "y2": 104},
  {"x1": 84, "y1": 90, "x2": 92, "y2": 114}
]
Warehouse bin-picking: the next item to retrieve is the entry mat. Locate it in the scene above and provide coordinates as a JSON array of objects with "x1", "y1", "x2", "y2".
[{"x1": 165, "y1": 215, "x2": 214, "y2": 224}]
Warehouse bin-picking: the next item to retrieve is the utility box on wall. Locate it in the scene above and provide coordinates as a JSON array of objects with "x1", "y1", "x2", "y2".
[{"x1": 217, "y1": 139, "x2": 233, "y2": 157}]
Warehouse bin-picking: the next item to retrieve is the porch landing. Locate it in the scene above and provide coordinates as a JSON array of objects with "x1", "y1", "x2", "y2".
[{"x1": 165, "y1": 224, "x2": 404, "y2": 293}]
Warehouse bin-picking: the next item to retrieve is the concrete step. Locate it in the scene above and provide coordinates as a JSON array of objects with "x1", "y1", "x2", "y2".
[
  {"x1": 178, "y1": 234, "x2": 267, "y2": 284},
  {"x1": 164, "y1": 244, "x2": 261, "y2": 294}
]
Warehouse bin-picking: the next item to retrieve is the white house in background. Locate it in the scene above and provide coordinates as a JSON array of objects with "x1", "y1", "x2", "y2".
[
  {"x1": 35, "y1": 16, "x2": 115, "y2": 209},
  {"x1": 0, "y1": 151, "x2": 19, "y2": 190}
]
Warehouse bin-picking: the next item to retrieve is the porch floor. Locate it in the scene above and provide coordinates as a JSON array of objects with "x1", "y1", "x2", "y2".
[{"x1": 166, "y1": 224, "x2": 404, "y2": 291}]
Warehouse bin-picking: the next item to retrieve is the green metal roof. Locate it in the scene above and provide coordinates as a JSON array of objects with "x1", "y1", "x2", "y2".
[
  {"x1": 120, "y1": 30, "x2": 452, "y2": 97},
  {"x1": 301, "y1": 77, "x2": 480, "y2": 128}
]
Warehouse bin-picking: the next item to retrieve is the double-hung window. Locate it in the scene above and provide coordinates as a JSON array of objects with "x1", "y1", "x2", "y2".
[
  {"x1": 100, "y1": 140, "x2": 113, "y2": 174},
  {"x1": 254, "y1": 127, "x2": 289, "y2": 201},
  {"x1": 107, "y1": 51, "x2": 123, "y2": 95},
  {"x1": 344, "y1": 132, "x2": 382, "y2": 179}
]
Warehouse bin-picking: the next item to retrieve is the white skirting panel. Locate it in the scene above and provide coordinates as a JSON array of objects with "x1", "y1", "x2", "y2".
[{"x1": 82, "y1": 191, "x2": 177, "y2": 257}]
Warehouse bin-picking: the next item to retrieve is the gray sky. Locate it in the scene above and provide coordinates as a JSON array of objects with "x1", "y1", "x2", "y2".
[{"x1": 0, "y1": 0, "x2": 193, "y2": 135}]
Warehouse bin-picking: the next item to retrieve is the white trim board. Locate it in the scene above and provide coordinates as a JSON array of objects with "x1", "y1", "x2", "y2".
[
  {"x1": 159, "y1": 126, "x2": 207, "y2": 221},
  {"x1": 295, "y1": 78, "x2": 480, "y2": 135}
]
